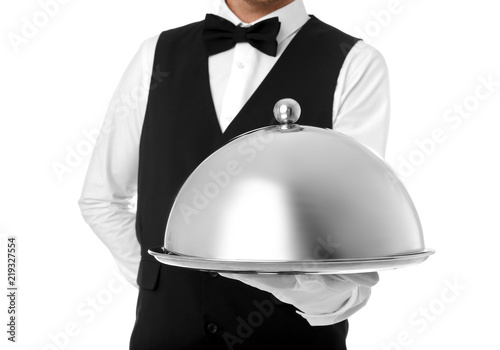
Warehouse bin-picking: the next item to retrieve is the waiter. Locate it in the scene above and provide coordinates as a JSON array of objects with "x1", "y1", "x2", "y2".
[{"x1": 78, "y1": 0, "x2": 390, "y2": 349}]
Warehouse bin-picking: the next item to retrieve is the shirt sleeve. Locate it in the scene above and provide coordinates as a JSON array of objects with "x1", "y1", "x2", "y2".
[
  {"x1": 78, "y1": 35, "x2": 159, "y2": 288},
  {"x1": 332, "y1": 40, "x2": 391, "y2": 159}
]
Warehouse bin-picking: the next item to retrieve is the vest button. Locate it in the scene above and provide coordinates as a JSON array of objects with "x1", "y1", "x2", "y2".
[{"x1": 207, "y1": 322, "x2": 218, "y2": 333}]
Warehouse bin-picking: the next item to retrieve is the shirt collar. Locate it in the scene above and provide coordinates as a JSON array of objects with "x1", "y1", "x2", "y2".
[{"x1": 212, "y1": 0, "x2": 309, "y2": 44}]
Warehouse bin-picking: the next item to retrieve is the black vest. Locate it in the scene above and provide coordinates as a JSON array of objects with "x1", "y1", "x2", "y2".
[{"x1": 131, "y1": 15, "x2": 359, "y2": 350}]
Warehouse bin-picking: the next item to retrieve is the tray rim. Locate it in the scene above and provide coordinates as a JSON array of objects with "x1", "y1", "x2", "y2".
[{"x1": 148, "y1": 246, "x2": 435, "y2": 274}]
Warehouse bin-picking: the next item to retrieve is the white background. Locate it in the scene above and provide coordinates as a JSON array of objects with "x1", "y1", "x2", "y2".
[{"x1": 1, "y1": 0, "x2": 499, "y2": 349}]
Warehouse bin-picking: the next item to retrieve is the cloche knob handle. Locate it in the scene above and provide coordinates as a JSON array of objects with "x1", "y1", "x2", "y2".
[{"x1": 273, "y1": 98, "x2": 301, "y2": 127}]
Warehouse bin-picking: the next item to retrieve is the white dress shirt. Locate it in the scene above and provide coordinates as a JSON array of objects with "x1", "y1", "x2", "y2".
[{"x1": 78, "y1": 0, "x2": 390, "y2": 326}]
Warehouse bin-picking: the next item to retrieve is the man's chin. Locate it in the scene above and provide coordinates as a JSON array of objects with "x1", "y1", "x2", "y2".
[{"x1": 241, "y1": 0, "x2": 290, "y2": 9}]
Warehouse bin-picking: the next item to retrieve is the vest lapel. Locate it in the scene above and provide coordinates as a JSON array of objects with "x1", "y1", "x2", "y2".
[
  {"x1": 219, "y1": 15, "x2": 353, "y2": 146},
  {"x1": 221, "y1": 17, "x2": 317, "y2": 137}
]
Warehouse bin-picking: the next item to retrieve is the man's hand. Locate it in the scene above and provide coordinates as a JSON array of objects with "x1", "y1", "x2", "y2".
[{"x1": 219, "y1": 272, "x2": 379, "y2": 325}]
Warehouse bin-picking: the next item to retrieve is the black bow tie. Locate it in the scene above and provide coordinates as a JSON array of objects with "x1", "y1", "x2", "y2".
[{"x1": 203, "y1": 14, "x2": 281, "y2": 57}]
